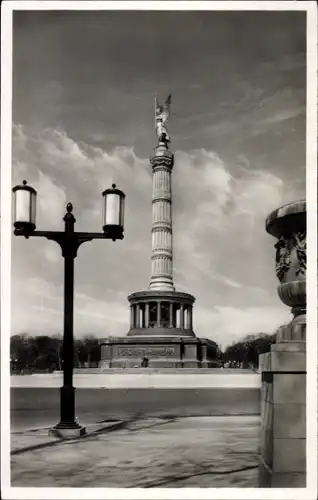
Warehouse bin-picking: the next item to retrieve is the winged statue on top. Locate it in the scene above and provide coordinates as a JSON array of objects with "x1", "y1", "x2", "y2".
[{"x1": 155, "y1": 94, "x2": 171, "y2": 145}]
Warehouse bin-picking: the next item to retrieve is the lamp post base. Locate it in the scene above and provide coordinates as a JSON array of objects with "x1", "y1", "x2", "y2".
[{"x1": 49, "y1": 422, "x2": 86, "y2": 439}]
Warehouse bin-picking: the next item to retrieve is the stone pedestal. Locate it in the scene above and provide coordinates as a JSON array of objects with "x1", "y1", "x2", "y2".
[
  {"x1": 259, "y1": 200, "x2": 306, "y2": 487},
  {"x1": 100, "y1": 335, "x2": 219, "y2": 369},
  {"x1": 200, "y1": 338, "x2": 220, "y2": 368}
]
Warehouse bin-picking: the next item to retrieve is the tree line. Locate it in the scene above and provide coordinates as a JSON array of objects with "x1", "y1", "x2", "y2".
[
  {"x1": 10, "y1": 331, "x2": 276, "y2": 373},
  {"x1": 221, "y1": 332, "x2": 276, "y2": 369},
  {"x1": 10, "y1": 334, "x2": 101, "y2": 374}
]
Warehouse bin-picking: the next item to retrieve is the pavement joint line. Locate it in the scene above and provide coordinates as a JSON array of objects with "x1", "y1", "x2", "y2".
[{"x1": 131, "y1": 464, "x2": 259, "y2": 488}]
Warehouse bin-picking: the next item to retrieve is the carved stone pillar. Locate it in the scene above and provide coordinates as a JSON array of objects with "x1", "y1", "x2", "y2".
[
  {"x1": 157, "y1": 301, "x2": 161, "y2": 327},
  {"x1": 188, "y1": 306, "x2": 193, "y2": 330},
  {"x1": 259, "y1": 200, "x2": 306, "y2": 487},
  {"x1": 136, "y1": 304, "x2": 140, "y2": 328},
  {"x1": 145, "y1": 303, "x2": 150, "y2": 328},
  {"x1": 180, "y1": 304, "x2": 184, "y2": 329},
  {"x1": 149, "y1": 144, "x2": 175, "y2": 292},
  {"x1": 169, "y1": 303, "x2": 173, "y2": 328},
  {"x1": 130, "y1": 305, "x2": 134, "y2": 329}
]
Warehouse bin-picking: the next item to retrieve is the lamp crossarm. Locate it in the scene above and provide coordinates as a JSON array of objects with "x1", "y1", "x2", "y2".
[{"x1": 13, "y1": 230, "x2": 124, "y2": 258}]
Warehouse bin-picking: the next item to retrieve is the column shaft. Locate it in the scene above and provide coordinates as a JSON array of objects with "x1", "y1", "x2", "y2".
[
  {"x1": 169, "y1": 303, "x2": 174, "y2": 328},
  {"x1": 157, "y1": 301, "x2": 161, "y2": 327},
  {"x1": 130, "y1": 305, "x2": 134, "y2": 329},
  {"x1": 136, "y1": 304, "x2": 140, "y2": 328},
  {"x1": 149, "y1": 147, "x2": 175, "y2": 292},
  {"x1": 180, "y1": 305, "x2": 184, "y2": 329},
  {"x1": 145, "y1": 303, "x2": 150, "y2": 328},
  {"x1": 188, "y1": 307, "x2": 193, "y2": 330}
]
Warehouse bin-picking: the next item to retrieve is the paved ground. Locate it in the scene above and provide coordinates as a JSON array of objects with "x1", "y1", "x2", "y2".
[
  {"x1": 11, "y1": 415, "x2": 260, "y2": 487},
  {"x1": 11, "y1": 387, "x2": 260, "y2": 430},
  {"x1": 10, "y1": 374, "x2": 261, "y2": 487}
]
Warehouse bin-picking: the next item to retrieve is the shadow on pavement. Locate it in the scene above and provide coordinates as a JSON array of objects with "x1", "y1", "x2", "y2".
[
  {"x1": 11, "y1": 418, "x2": 138, "y2": 456},
  {"x1": 11, "y1": 415, "x2": 180, "y2": 456},
  {"x1": 131, "y1": 464, "x2": 259, "y2": 488}
]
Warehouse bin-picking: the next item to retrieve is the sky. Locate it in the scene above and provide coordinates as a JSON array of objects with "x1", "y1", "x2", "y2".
[{"x1": 11, "y1": 9, "x2": 306, "y2": 348}]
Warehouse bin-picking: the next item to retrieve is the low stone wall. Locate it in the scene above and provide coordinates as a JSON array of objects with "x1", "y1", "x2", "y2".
[{"x1": 11, "y1": 371, "x2": 261, "y2": 389}]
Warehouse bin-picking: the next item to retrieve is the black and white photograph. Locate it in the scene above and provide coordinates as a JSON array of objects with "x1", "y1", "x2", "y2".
[{"x1": 1, "y1": 1, "x2": 317, "y2": 498}]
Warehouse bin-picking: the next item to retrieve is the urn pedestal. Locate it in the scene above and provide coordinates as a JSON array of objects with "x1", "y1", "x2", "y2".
[{"x1": 259, "y1": 200, "x2": 306, "y2": 487}]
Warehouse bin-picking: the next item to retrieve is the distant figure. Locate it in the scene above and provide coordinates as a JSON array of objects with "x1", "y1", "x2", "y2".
[{"x1": 141, "y1": 356, "x2": 149, "y2": 368}]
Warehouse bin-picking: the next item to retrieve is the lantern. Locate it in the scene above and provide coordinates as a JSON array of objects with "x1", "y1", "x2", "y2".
[
  {"x1": 12, "y1": 180, "x2": 37, "y2": 234},
  {"x1": 102, "y1": 183, "x2": 125, "y2": 237}
]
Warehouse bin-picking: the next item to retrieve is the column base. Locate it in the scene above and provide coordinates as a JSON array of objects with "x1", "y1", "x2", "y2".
[
  {"x1": 182, "y1": 359, "x2": 200, "y2": 368},
  {"x1": 49, "y1": 422, "x2": 86, "y2": 439},
  {"x1": 148, "y1": 282, "x2": 175, "y2": 292},
  {"x1": 201, "y1": 360, "x2": 220, "y2": 368}
]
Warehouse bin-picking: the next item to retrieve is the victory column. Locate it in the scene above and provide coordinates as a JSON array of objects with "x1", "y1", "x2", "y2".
[{"x1": 100, "y1": 96, "x2": 219, "y2": 368}]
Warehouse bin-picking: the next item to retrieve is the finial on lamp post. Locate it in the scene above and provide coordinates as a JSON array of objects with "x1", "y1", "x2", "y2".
[{"x1": 66, "y1": 202, "x2": 73, "y2": 213}]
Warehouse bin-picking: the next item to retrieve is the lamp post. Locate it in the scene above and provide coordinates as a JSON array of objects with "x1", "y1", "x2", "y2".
[{"x1": 12, "y1": 180, "x2": 125, "y2": 438}]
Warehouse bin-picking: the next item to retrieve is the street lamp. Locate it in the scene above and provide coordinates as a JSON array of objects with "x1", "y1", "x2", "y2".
[{"x1": 12, "y1": 180, "x2": 125, "y2": 438}]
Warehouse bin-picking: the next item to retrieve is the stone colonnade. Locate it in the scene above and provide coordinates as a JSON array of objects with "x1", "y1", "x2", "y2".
[{"x1": 130, "y1": 301, "x2": 193, "y2": 330}]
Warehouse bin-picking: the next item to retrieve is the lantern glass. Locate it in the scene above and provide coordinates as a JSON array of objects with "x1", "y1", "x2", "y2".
[
  {"x1": 15, "y1": 188, "x2": 31, "y2": 223},
  {"x1": 104, "y1": 193, "x2": 120, "y2": 226},
  {"x1": 102, "y1": 184, "x2": 125, "y2": 234},
  {"x1": 30, "y1": 191, "x2": 37, "y2": 225},
  {"x1": 12, "y1": 181, "x2": 37, "y2": 232},
  {"x1": 119, "y1": 195, "x2": 125, "y2": 228}
]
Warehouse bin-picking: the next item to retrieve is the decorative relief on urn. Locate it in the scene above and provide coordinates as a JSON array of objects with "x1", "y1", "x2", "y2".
[
  {"x1": 266, "y1": 200, "x2": 306, "y2": 322},
  {"x1": 275, "y1": 237, "x2": 291, "y2": 282},
  {"x1": 293, "y1": 232, "x2": 306, "y2": 276}
]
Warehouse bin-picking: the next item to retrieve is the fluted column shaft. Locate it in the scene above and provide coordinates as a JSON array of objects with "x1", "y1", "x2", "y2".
[
  {"x1": 149, "y1": 144, "x2": 175, "y2": 291},
  {"x1": 188, "y1": 306, "x2": 193, "y2": 330},
  {"x1": 169, "y1": 303, "x2": 174, "y2": 328},
  {"x1": 157, "y1": 301, "x2": 161, "y2": 327},
  {"x1": 130, "y1": 305, "x2": 134, "y2": 329},
  {"x1": 145, "y1": 303, "x2": 150, "y2": 328},
  {"x1": 180, "y1": 305, "x2": 184, "y2": 329},
  {"x1": 136, "y1": 304, "x2": 140, "y2": 328}
]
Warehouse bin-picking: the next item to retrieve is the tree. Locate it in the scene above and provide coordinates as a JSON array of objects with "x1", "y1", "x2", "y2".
[
  {"x1": 223, "y1": 331, "x2": 277, "y2": 369},
  {"x1": 10, "y1": 334, "x2": 32, "y2": 373},
  {"x1": 10, "y1": 333, "x2": 104, "y2": 372}
]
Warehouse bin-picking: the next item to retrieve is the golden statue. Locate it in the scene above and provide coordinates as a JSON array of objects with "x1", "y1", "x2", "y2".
[{"x1": 155, "y1": 94, "x2": 171, "y2": 144}]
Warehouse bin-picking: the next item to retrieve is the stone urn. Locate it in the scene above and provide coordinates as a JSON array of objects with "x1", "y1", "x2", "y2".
[
  {"x1": 259, "y1": 199, "x2": 306, "y2": 487},
  {"x1": 266, "y1": 199, "x2": 306, "y2": 331}
]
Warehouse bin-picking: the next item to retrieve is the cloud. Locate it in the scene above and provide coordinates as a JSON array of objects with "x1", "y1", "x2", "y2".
[
  {"x1": 44, "y1": 244, "x2": 61, "y2": 263},
  {"x1": 195, "y1": 305, "x2": 291, "y2": 349},
  {"x1": 11, "y1": 124, "x2": 302, "y2": 346},
  {"x1": 13, "y1": 275, "x2": 128, "y2": 336}
]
